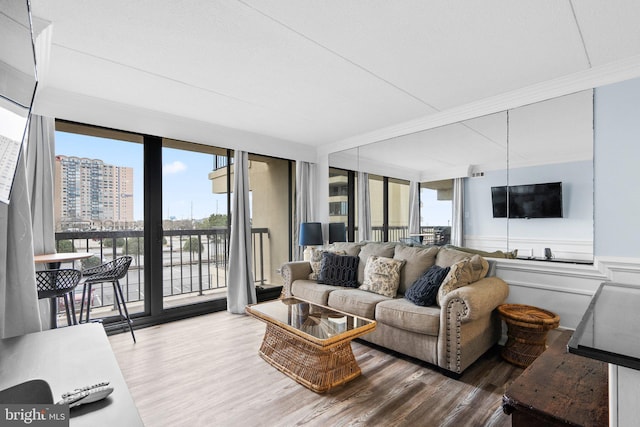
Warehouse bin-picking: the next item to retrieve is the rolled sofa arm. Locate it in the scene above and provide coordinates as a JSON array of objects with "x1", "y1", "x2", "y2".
[
  {"x1": 440, "y1": 276, "x2": 509, "y2": 322},
  {"x1": 280, "y1": 261, "x2": 312, "y2": 298},
  {"x1": 438, "y1": 276, "x2": 509, "y2": 374}
]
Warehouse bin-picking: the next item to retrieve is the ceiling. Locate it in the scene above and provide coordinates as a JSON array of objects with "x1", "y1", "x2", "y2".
[{"x1": 29, "y1": 0, "x2": 640, "y2": 174}]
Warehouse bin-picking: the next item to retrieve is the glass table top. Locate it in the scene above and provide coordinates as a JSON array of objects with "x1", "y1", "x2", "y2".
[
  {"x1": 246, "y1": 298, "x2": 375, "y2": 342},
  {"x1": 568, "y1": 282, "x2": 640, "y2": 370}
]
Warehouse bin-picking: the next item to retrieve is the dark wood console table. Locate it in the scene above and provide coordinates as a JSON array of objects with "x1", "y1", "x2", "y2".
[{"x1": 502, "y1": 330, "x2": 608, "y2": 427}]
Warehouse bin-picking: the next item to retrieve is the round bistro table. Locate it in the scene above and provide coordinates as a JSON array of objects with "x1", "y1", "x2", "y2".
[{"x1": 497, "y1": 304, "x2": 560, "y2": 368}]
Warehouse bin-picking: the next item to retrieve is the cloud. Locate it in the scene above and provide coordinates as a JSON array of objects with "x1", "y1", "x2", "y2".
[{"x1": 163, "y1": 160, "x2": 187, "y2": 175}]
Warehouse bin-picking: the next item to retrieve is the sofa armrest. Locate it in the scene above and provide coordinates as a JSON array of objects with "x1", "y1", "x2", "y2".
[
  {"x1": 437, "y1": 277, "x2": 509, "y2": 374},
  {"x1": 440, "y1": 276, "x2": 509, "y2": 322},
  {"x1": 280, "y1": 261, "x2": 312, "y2": 298}
]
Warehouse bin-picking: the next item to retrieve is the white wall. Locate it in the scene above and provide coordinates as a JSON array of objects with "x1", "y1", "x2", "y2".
[{"x1": 594, "y1": 78, "x2": 640, "y2": 259}]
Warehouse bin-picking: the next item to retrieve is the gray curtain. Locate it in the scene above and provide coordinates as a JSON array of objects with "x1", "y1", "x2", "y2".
[
  {"x1": 227, "y1": 151, "x2": 256, "y2": 314},
  {"x1": 0, "y1": 133, "x2": 42, "y2": 338},
  {"x1": 357, "y1": 171, "x2": 371, "y2": 241},
  {"x1": 295, "y1": 161, "x2": 316, "y2": 260},
  {"x1": 451, "y1": 177, "x2": 464, "y2": 246},
  {"x1": 27, "y1": 116, "x2": 57, "y2": 328},
  {"x1": 408, "y1": 181, "x2": 420, "y2": 236}
]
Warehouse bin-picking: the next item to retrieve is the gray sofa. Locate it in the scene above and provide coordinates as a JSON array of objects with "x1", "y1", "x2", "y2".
[{"x1": 280, "y1": 243, "x2": 509, "y2": 376}]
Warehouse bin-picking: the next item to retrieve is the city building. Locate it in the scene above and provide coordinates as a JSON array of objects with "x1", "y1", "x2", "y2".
[{"x1": 54, "y1": 155, "x2": 134, "y2": 230}]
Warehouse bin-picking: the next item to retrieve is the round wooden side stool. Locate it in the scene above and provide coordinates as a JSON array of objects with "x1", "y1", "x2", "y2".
[{"x1": 497, "y1": 304, "x2": 560, "y2": 368}]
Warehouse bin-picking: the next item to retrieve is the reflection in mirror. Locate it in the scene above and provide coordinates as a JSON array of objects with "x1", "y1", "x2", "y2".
[
  {"x1": 506, "y1": 90, "x2": 593, "y2": 261},
  {"x1": 329, "y1": 90, "x2": 593, "y2": 261},
  {"x1": 0, "y1": 0, "x2": 37, "y2": 203}
]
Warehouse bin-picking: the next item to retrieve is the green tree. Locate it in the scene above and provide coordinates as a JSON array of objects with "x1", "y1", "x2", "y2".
[
  {"x1": 183, "y1": 237, "x2": 204, "y2": 253},
  {"x1": 82, "y1": 255, "x2": 103, "y2": 269},
  {"x1": 103, "y1": 237, "x2": 125, "y2": 248},
  {"x1": 202, "y1": 213, "x2": 227, "y2": 229},
  {"x1": 57, "y1": 240, "x2": 75, "y2": 253},
  {"x1": 125, "y1": 237, "x2": 143, "y2": 256}
]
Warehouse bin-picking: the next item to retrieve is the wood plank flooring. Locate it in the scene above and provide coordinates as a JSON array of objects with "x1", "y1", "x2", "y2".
[{"x1": 108, "y1": 311, "x2": 558, "y2": 427}]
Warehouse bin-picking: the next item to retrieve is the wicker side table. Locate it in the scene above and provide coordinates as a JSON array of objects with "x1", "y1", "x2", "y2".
[{"x1": 498, "y1": 304, "x2": 560, "y2": 368}]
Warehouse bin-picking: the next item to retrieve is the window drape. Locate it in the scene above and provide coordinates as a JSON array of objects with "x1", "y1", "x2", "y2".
[
  {"x1": 358, "y1": 172, "x2": 371, "y2": 242},
  {"x1": 409, "y1": 181, "x2": 420, "y2": 236},
  {"x1": 0, "y1": 116, "x2": 56, "y2": 337},
  {"x1": 451, "y1": 177, "x2": 464, "y2": 246},
  {"x1": 27, "y1": 116, "x2": 57, "y2": 328},
  {"x1": 226, "y1": 151, "x2": 256, "y2": 314},
  {"x1": 295, "y1": 161, "x2": 316, "y2": 260}
]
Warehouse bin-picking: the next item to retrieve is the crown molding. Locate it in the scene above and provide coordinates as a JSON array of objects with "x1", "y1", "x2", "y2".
[{"x1": 320, "y1": 54, "x2": 640, "y2": 156}]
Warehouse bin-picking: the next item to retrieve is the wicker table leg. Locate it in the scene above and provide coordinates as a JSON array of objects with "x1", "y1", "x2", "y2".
[{"x1": 258, "y1": 323, "x2": 361, "y2": 393}]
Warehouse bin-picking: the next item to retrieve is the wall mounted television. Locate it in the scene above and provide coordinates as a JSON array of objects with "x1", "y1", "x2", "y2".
[{"x1": 491, "y1": 182, "x2": 563, "y2": 219}]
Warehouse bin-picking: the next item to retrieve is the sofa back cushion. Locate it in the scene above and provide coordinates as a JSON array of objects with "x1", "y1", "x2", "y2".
[
  {"x1": 435, "y1": 246, "x2": 473, "y2": 268},
  {"x1": 393, "y1": 245, "x2": 439, "y2": 294},
  {"x1": 317, "y1": 252, "x2": 360, "y2": 288},
  {"x1": 357, "y1": 242, "x2": 396, "y2": 285},
  {"x1": 329, "y1": 242, "x2": 364, "y2": 257}
]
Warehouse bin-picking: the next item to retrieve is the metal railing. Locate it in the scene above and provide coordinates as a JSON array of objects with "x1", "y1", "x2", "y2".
[{"x1": 54, "y1": 228, "x2": 269, "y2": 311}]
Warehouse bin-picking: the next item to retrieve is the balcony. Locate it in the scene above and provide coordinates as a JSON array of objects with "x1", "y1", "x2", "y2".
[{"x1": 51, "y1": 228, "x2": 271, "y2": 324}]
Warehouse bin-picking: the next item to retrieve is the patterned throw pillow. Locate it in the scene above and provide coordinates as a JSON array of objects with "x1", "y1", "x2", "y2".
[
  {"x1": 436, "y1": 255, "x2": 489, "y2": 306},
  {"x1": 308, "y1": 248, "x2": 346, "y2": 280},
  {"x1": 359, "y1": 256, "x2": 406, "y2": 298},
  {"x1": 404, "y1": 265, "x2": 451, "y2": 306},
  {"x1": 317, "y1": 252, "x2": 359, "y2": 288}
]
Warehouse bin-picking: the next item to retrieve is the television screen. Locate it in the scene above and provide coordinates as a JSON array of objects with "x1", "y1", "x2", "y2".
[{"x1": 492, "y1": 182, "x2": 563, "y2": 219}]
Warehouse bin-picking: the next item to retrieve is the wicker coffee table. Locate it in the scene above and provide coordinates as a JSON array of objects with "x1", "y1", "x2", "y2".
[{"x1": 246, "y1": 298, "x2": 376, "y2": 393}]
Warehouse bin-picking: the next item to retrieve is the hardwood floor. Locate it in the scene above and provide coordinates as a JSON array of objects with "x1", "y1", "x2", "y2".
[{"x1": 108, "y1": 311, "x2": 553, "y2": 427}]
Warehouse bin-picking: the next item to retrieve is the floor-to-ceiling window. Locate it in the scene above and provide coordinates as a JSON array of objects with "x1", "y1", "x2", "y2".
[
  {"x1": 54, "y1": 121, "x2": 293, "y2": 329},
  {"x1": 420, "y1": 179, "x2": 453, "y2": 245},
  {"x1": 54, "y1": 121, "x2": 146, "y2": 324}
]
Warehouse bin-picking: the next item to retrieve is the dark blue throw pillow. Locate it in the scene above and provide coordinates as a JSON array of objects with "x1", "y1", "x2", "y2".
[
  {"x1": 405, "y1": 265, "x2": 451, "y2": 306},
  {"x1": 317, "y1": 252, "x2": 360, "y2": 288}
]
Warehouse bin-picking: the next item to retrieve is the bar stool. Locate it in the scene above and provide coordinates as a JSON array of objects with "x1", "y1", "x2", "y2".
[
  {"x1": 36, "y1": 269, "x2": 82, "y2": 327},
  {"x1": 80, "y1": 256, "x2": 136, "y2": 342}
]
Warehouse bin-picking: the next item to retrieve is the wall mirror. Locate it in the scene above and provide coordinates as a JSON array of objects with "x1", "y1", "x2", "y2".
[
  {"x1": 0, "y1": 0, "x2": 38, "y2": 202},
  {"x1": 329, "y1": 89, "x2": 594, "y2": 262}
]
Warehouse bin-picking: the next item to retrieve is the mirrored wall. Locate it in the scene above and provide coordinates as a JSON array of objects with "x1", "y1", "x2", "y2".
[
  {"x1": 0, "y1": 0, "x2": 37, "y2": 202},
  {"x1": 329, "y1": 89, "x2": 594, "y2": 262}
]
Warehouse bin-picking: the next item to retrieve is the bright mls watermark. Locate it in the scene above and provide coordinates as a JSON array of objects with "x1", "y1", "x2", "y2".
[{"x1": 1, "y1": 405, "x2": 69, "y2": 426}]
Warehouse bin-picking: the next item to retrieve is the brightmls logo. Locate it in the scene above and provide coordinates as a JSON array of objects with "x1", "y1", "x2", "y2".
[{"x1": 1, "y1": 405, "x2": 68, "y2": 426}]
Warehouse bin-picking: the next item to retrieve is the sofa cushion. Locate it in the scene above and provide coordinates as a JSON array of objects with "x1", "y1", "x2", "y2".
[
  {"x1": 404, "y1": 265, "x2": 451, "y2": 306},
  {"x1": 308, "y1": 248, "x2": 346, "y2": 280},
  {"x1": 357, "y1": 242, "x2": 396, "y2": 285},
  {"x1": 291, "y1": 280, "x2": 343, "y2": 305},
  {"x1": 328, "y1": 289, "x2": 390, "y2": 319},
  {"x1": 359, "y1": 256, "x2": 405, "y2": 298},
  {"x1": 436, "y1": 254, "x2": 489, "y2": 305},
  {"x1": 329, "y1": 242, "x2": 364, "y2": 257},
  {"x1": 435, "y1": 246, "x2": 474, "y2": 268},
  {"x1": 317, "y1": 252, "x2": 359, "y2": 288},
  {"x1": 393, "y1": 245, "x2": 439, "y2": 294},
  {"x1": 445, "y1": 244, "x2": 518, "y2": 259},
  {"x1": 375, "y1": 298, "x2": 441, "y2": 336}
]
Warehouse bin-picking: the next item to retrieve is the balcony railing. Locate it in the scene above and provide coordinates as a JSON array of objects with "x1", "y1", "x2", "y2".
[{"x1": 53, "y1": 228, "x2": 269, "y2": 313}]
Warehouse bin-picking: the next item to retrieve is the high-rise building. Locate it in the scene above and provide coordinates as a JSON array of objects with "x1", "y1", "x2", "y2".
[{"x1": 54, "y1": 155, "x2": 134, "y2": 230}]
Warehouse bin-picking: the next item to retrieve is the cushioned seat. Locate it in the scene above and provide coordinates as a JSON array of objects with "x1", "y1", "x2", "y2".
[
  {"x1": 375, "y1": 298, "x2": 440, "y2": 336},
  {"x1": 328, "y1": 289, "x2": 390, "y2": 319},
  {"x1": 291, "y1": 280, "x2": 343, "y2": 305}
]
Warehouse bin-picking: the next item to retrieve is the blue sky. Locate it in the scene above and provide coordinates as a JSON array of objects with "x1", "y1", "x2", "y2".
[{"x1": 55, "y1": 132, "x2": 227, "y2": 221}]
